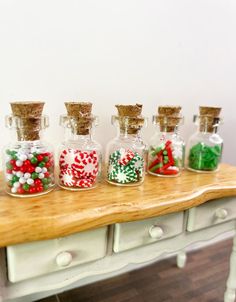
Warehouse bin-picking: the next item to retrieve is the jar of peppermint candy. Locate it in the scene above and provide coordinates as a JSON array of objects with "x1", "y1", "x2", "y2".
[
  {"x1": 58, "y1": 102, "x2": 102, "y2": 190},
  {"x1": 148, "y1": 106, "x2": 185, "y2": 177},
  {"x1": 3, "y1": 102, "x2": 55, "y2": 197},
  {"x1": 106, "y1": 104, "x2": 147, "y2": 186}
]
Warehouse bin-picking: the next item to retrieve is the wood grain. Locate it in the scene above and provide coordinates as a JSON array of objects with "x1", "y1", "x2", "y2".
[{"x1": 0, "y1": 163, "x2": 236, "y2": 247}]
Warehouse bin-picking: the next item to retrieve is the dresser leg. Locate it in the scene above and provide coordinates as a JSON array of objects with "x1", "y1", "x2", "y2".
[
  {"x1": 224, "y1": 235, "x2": 236, "y2": 302},
  {"x1": 177, "y1": 250, "x2": 187, "y2": 268}
]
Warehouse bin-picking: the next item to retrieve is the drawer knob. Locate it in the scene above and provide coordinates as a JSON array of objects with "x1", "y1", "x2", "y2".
[
  {"x1": 215, "y1": 208, "x2": 228, "y2": 220},
  {"x1": 56, "y1": 251, "x2": 73, "y2": 267},
  {"x1": 149, "y1": 226, "x2": 164, "y2": 239}
]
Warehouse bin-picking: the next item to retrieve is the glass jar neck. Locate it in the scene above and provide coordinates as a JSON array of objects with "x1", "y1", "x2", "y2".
[
  {"x1": 117, "y1": 127, "x2": 142, "y2": 141},
  {"x1": 64, "y1": 127, "x2": 93, "y2": 141}
]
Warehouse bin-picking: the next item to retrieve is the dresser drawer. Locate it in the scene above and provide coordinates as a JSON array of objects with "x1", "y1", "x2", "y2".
[
  {"x1": 187, "y1": 197, "x2": 236, "y2": 232},
  {"x1": 113, "y1": 212, "x2": 184, "y2": 253},
  {"x1": 7, "y1": 227, "x2": 108, "y2": 283}
]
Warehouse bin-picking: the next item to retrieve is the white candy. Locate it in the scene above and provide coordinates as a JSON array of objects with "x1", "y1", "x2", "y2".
[
  {"x1": 35, "y1": 167, "x2": 42, "y2": 173},
  {"x1": 38, "y1": 173, "x2": 45, "y2": 179},
  {"x1": 19, "y1": 177, "x2": 26, "y2": 184},
  {"x1": 11, "y1": 187, "x2": 17, "y2": 193},
  {"x1": 6, "y1": 174, "x2": 13, "y2": 180},
  {"x1": 16, "y1": 171, "x2": 23, "y2": 178},
  {"x1": 28, "y1": 154, "x2": 34, "y2": 160},
  {"x1": 27, "y1": 178, "x2": 34, "y2": 185},
  {"x1": 42, "y1": 167, "x2": 47, "y2": 173},
  {"x1": 13, "y1": 182, "x2": 20, "y2": 188},
  {"x1": 19, "y1": 154, "x2": 27, "y2": 161},
  {"x1": 24, "y1": 173, "x2": 31, "y2": 179},
  {"x1": 16, "y1": 160, "x2": 23, "y2": 167}
]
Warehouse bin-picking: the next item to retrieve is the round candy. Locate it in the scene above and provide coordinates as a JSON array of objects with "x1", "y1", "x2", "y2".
[
  {"x1": 13, "y1": 182, "x2": 20, "y2": 188},
  {"x1": 24, "y1": 173, "x2": 31, "y2": 179},
  {"x1": 16, "y1": 160, "x2": 23, "y2": 167},
  {"x1": 19, "y1": 177, "x2": 26, "y2": 184},
  {"x1": 38, "y1": 173, "x2": 45, "y2": 179},
  {"x1": 19, "y1": 154, "x2": 27, "y2": 161},
  {"x1": 16, "y1": 171, "x2": 23, "y2": 178},
  {"x1": 59, "y1": 169, "x2": 77, "y2": 187},
  {"x1": 35, "y1": 167, "x2": 42, "y2": 173},
  {"x1": 11, "y1": 187, "x2": 17, "y2": 193},
  {"x1": 59, "y1": 149, "x2": 79, "y2": 169},
  {"x1": 73, "y1": 150, "x2": 99, "y2": 177},
  {"x1": 76, "y1": 178, "x2": 93, "y2": 188},
  {"x1": 27, "y1": 178, "x2": 34, "y2": 185}
]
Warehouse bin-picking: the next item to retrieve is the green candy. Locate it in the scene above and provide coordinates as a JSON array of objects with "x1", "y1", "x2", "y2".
[
  {"x1": 38, "y1": 161, "x2": 45, "y2": 168},
  {"x1": 43, "y1": 184, "x2": 49, "y2": 190},
  {"x1": 43, "y1": 156, "x2": 49, "y2": 162},
  {"x1": 188, "y1": 143, "x2": 222, "y2": 171},
  {"x1": 6, "y1": 162, "x2": 13, "y2": 170},
  {"x1": 12, "y1": 175, "x2": 19, "y2": 182},
  {"x1": 8, "y1": 180, "x2": 14, "y2": 187},
  {"x1": 31, "y1": 157, "x2": 38, "y2": 164},
  {"x1": 31, "y1": 172, "x2": 39, "y2": 180},
  {"x1": 23, "y1": 184, "x2": 30, "y2": 191}
]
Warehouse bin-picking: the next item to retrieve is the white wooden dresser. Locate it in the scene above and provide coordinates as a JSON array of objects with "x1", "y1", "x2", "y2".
[{"x1": 0, "y1": 163, "x2": 236, "y2": 302}]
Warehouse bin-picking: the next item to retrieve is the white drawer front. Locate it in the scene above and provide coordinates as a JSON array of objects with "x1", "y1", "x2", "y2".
[
  {"x1": 7, "y1": 227, "x2": 108, "y2": 283},
  {"x1": 113, "y1": 212, "x2": 184, "y2": 253},
  {"x1": 187, "y1": 197, "x2": 236, "y2": 232}
]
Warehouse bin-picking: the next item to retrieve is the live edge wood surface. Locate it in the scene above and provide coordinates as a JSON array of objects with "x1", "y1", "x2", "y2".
[{"x1": 0, "y1": 163, "x2": 236, "y2": 248}]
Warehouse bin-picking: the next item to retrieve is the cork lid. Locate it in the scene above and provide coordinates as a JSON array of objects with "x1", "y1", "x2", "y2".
[
  {"x1": 198, "y1": 106, "x2": 222, "y2": 133},
  {"x1": 10, "y1": 101, "x2": 45, "y2": 141},
  {"x1": 115, "y1": 104, "x2": 144, "y2": 134},
  {"x1": 155, "y1": 106, "x2": 183, "y2": 132},
  {"x1": 64, "y1": 102, "x2": 93, "y2": 135}
]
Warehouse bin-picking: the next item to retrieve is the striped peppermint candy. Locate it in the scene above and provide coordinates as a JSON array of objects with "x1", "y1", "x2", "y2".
[
  {"x1": 59, "y1": 169, "x2": 77, "y2": 187},
  {"x1": 59, "y1": 149, "x2": 79, "y2": 170},
  {"x1": 73, "y1": 150, "x2": 99, "y2": 177},
  {"x1": 119, "y1": 149, "x2": 135, "y2": 166},
  {"x1": 76, "y1": 178, "x2": 93, "y2": 188}
]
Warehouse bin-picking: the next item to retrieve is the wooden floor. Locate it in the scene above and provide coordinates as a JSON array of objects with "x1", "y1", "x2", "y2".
[{"x1": 38, "y1": 239, "x2": 232, "y2": 302}]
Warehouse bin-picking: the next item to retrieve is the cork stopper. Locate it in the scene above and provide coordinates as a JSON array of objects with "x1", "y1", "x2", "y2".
[
  {"x1": 10, "y1": 101, "x2": 45, "y2": 141},
  {"x1": 199, "y1": 106, "x2": 222, "y2": 133},
  {"x1": 65, "y1": 102, "x2": 93, "y2": 135},
  {"x1": 115, "y1": 104, "x2": 144, "y2": 134},
  {"x1": 156, "y1": 106, "x2": 182, "y2": 132}
]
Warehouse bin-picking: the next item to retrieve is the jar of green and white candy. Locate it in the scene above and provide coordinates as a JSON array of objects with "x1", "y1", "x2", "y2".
[
  {"x1": 186, "y1": 106, "x2": 223, "y2": 173},
  {"x1": 3, "y1": 102, "x2": 55, "y2": 197},
  {"x1": 105, "y1": 104, "x2": 147, "y2": 186}
]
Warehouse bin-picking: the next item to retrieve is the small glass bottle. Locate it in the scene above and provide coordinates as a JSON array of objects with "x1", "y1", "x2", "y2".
[
  {"x1": 186, "y1": 112, "x2": 223, "y2": 173},
  {"x1": 58, "y1": 102, "x2": 102, "y2": 190},
  {"x1": 148, "y1": 115, "x2": 185, "y2": 177},
  {"x1": 3, "y1": 102, "x2": 55, "y2": 197},
  {"x1": 106, "y1": 104, "x2": 147, "y2": 186}
]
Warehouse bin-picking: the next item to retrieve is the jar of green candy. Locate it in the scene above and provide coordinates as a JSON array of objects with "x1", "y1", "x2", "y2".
[
  {"x1": 105, "y1": 104, "x2": 147, "y2": 186},
  {"x1": 186, "y1": 106, "x2": 223, "y2": 173}
]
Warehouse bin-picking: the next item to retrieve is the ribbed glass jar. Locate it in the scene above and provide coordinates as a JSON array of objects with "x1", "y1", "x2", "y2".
[
  {"x1": 186, "y1": 115, "x2": 223, "y2": 173},
  {"x1": 58, "y1": 115, "x2": 102, "y2": 190},
  {"x1": 147, "y1": 115, "x2": 185, "y2": 177},
  {"x1": 3, "y1": 115, "x2": 55, "y2": 197},
  {"x1": 105, "y1": 116, "x2": 147, "y2": 186}
]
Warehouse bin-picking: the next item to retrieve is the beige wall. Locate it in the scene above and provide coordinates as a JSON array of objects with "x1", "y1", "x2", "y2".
[{"x1": 0, "y1": 0, "x2": 235, "y2": 164}]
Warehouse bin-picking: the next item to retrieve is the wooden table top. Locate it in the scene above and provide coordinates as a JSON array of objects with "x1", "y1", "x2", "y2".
[{"x1": 0, "y1": 163, "x2": 236, "y2": 248}]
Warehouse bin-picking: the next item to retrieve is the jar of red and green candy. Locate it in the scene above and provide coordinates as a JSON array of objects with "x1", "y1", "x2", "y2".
[
  {"x1": 186, "y1": 106, "x2": 223, "y2": 173},
  {"x1": 58, "y1": 102, "x2": 102, "y2": 190},
  {"x1": 3, "y1": 102, "x2": 55, "y2": 197},
  {"x1": 148, "y1": 106, "x2": 185, "y2": 177},
  {"x1": 106, "y1": 104, "x2": 147, "y2": 186}
]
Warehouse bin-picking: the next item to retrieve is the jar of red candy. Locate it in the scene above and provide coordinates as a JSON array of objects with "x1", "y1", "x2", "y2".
[
  {"x1": 186, "y1": 106, "x2": 223, "y2": 173},
  {"x1": 58, "y1": 102, "x2": 102, "y2": 190},
  {"x1": 148, "y1": 106, "x2": 185, "y2": 177},
  {"x1": 106, "y1": 104, "x2": 147, "y2": 186},
  {"x1": 3, "y1": 102, "x2": 55, "y2": 197}
]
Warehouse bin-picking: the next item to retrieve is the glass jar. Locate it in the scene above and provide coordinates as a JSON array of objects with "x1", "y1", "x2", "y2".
[
  {"x1": 3, "y1": 115, "x2": 55, "y2": 197},
  {"x1": 186, "y1": 115, "x2": 223, "y2": 173},
  {"x1": 58, "y1": 115, "x2": 102, "y2": 190},
  {"x1": 105, "y1": 116, "x2": 147, "y2": 186},
  {"x1": 148, "y1": 116, "x2": 185, "y2": 177}
]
